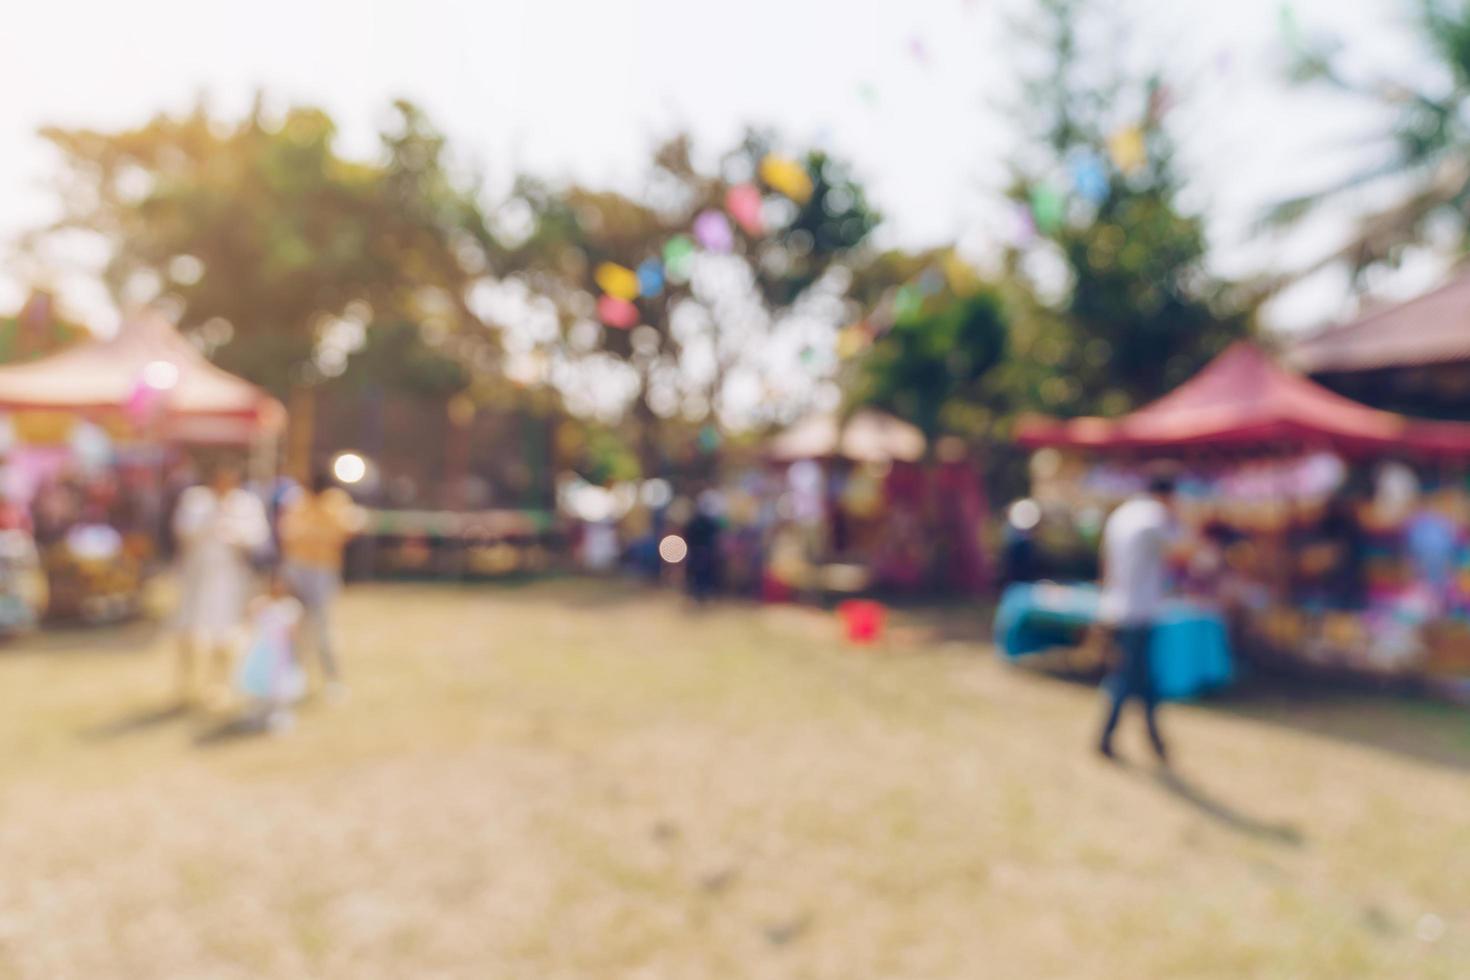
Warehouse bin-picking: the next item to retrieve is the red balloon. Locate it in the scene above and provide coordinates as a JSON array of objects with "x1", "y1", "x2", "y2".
[
  {"x1": 597, "y1": 294, "x2": 639, "y2": 329},
  {"x1": 725, "y1": 183, "x2": 765, "y2": 236}
]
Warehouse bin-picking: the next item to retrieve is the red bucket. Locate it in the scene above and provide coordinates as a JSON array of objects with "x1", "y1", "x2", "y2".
[{"x1": 838, "y1": 600, "x2": 886, "y2": 645}]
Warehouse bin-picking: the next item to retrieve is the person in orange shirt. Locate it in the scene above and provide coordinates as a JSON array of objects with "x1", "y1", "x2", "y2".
[{"x1": 279, "y1": 471, "x2": 364, "y2": 697}]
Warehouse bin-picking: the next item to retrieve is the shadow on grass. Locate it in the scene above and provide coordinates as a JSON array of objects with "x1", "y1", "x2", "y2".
[
  {"x1": 10, "y1": 617, "x2": 165, "y2": 657},
  {"x1": 1203, "y1": 676, "x2": 1470, "y2": 776},
  {"x1": 1149, "y1": 767, "x2": 1306, "y2": 847},
  {"x1": 193, "y1": 714, "x2": 273, "y2": 747},
  {"x1": 79, "y1": 702, "x2": 189, "y2": 741},
  {"x1": 1007, "y1": 652, "x2": 1470, "y2": 776}
]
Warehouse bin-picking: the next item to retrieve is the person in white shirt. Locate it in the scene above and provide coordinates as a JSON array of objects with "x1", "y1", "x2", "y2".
[
  {"x1": 1097, "y1": 468, "x2": 1177, "y2": 762},
  {"x1": 172, "y1": 462, "x2": 270, "y2": 707}
]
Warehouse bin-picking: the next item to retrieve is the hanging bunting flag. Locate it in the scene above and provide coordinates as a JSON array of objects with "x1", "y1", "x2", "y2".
[
  {"x1": 1012, "y1": 202, "x2": 1038, "y2": 246},
  {"x1": 894, "y1": 285, "x2": 924, "y2": 321},
  {"x1": 693, "y1": 210, "x2": 735, "y2": 253},
  {"x1": 1029, "y1": 184, "x2": 1066, "y2": 234},
  {"x1": 594, "y1": 262, "x2": 640, "y2": 301},
  {"x1": 725, "y1": 183, "x2": 765, "y2": 236},
  {"x1": 759, "y1": 154, "x2": 814, "y2": 204},
  {"x1": 1147, "y1": 83, "x2": 1174, "y2": 123},
  {"x1": 836, "y1": 323, "x2": 873, "y2": 360},
  {"x1": 663, "y1": 235, "x2": 696, "y2": 283},
  {"x1": 1107, "y1": 126, "x2": 1147, "y2": 175},
  {"x1": 1070, "y1": 151, "x2": 1109, "y2": 204},
  {"x1": 636, "y1": 258, "x2": 665, "y2": 297},
  {"x1": 941, "y1": 251, "x2": 982, "y2": 294},
  {"x1": 597, "y1": 294, "x2": 639, "y2": 330},
  {"x1": 1279, "y1": 2, "x2": 1303, "y2": 50}
]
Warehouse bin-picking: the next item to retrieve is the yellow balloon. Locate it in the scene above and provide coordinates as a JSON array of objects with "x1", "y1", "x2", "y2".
[
  {"x1": 759, "y1": 155, "x2": 814, "y2": 204},
  {"x1": 594, "y1": 262, "x2": 641, "y2": 301},
  {"x1": 836, "y1": 325, "x2": 871, "y2": 360},
  {"x1": 1107, "y1": 126, "x2": 1147, "y2": 175}
]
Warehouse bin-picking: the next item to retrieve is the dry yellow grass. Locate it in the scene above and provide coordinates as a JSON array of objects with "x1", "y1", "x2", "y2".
[{"x1": 0, "y1": 579, "x2": 1466, "y2": 978}]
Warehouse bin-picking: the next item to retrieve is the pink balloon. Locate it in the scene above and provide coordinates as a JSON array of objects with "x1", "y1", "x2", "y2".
[
  {"x1": 693, "y1": 210, "x2": 734, "y2": 253},
  {"x1": 725, "y1": 184, "x2": 764, "y2": 236},
  {"x1": 597, "y1": 294, "x2": 639, "y2": 330}
]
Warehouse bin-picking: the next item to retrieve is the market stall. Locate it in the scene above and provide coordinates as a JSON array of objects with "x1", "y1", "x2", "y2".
[
  {"x1": 1011, "y1": 342, "x2": 1470, "y2": 698},
  {"x1": 0, "y1": 312, "x2": 284, "y2": 622},
  {"x1": 763, "y1": 409, "x2": 990, "y2": 597},
  {"x1": 357, "y1": 507, "x2": 558, "y2": 581}
]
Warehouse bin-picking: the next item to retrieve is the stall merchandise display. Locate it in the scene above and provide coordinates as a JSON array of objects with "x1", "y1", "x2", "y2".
[{"x1": 1054, "y1": 453, "x2": 1470, "y2": 681}]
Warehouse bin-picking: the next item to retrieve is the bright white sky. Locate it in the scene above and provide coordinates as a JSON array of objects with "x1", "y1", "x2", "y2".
[{"x1": 0, "y1": 0, "x2": 1446, "y2": 336}]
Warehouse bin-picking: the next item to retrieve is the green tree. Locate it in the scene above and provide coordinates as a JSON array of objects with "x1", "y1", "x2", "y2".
[
  {"x1": 1001, "y1": 0, "x2": 1252, "y2": 420},
  {"x1": 1266, "y1": 0, "x2": 1470, "y2": 278},
  {"x1": 854, "y1": 289, "x2": 1009, "y2": 442},
  {"x1": 496, "y1": 131, "x2": 880, "y2": 474},
  {"x1": 0, "y1": 290, "x2": 88, "y2": 363},
  {"x1": 33, "y1": 99, "x2": 498, "y2": 393}
]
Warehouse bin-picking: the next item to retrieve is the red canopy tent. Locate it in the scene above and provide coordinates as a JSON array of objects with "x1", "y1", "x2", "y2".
[
  {"x1": 0, "y1": 312, "x2": 284, "y2": 446},
  {"x1": 1016, "y1": 343, "x2": 1470, "y2": 459}
]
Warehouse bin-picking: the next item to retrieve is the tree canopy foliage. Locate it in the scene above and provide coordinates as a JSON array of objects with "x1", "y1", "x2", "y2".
[
  {"x1": 1268, "y1": 0, "x2": 1470, "y2": 280},
  {"x1": 997, "y1": 0, "x2": 1253, "y2": 420},
  {"x1": 37, "y1": 99, "x2": 495, "y2": 399}
]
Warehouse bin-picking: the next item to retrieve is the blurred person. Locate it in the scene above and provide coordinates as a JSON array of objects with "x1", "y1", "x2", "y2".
[
  {"x1": 173, "y1": 461, "x2": 270, "y2": 707},
  {"x1": 683, "y1": 491, "x2": 723, "y2": 602},
  {"x1": 1001, "y1": 499, "x2": 1041, "y2": 586},
  {"x1": 236, "y1": 571, "x2": 307, "y2": 732},
  {"x1": 1096, "y1": 468, "x2": 1178, "y2": 763},
  {"x1": 279, "y1": 470, "x2": 364, "y2": 697}
]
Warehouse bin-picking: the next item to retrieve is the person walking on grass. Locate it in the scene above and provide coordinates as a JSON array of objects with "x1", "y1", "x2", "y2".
[
  {"x1": 1096, "y1": 468, "x2": 1178, "y2": 764},
  {"x1": 279, "y1": 470, "x2": 363, "y2": 699},
  {"x1": 173, "y1": 461, "x2": 270, "y2": 708}
]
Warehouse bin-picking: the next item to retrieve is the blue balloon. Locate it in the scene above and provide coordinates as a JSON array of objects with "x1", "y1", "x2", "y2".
[
  {"x1": 1070, "y1": 153, "x2": 1109, "y2": 204},
  {"x1": 637, "y1": 259, "x2": 665, "y2": 297}
]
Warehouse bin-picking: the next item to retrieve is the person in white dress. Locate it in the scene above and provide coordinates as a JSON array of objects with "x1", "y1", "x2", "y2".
[{"x1": 172, "y1": 462, "x2": 269, "y2": 706}]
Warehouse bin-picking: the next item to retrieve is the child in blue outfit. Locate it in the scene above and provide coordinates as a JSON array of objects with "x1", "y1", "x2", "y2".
[{"x1": 236, "y1": 574, "x2": 306, "y2": 732}]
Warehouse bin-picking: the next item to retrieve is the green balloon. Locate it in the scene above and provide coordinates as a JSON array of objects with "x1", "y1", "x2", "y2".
[
  {"x1": 1030, "y1": 185, "x2": 1066, "y2": 234},
  {"x1": 663, "y1": 235, "x2": 695, "y2": 283},
  {"x1": 894, "y1": 285, "x2": 923, "y2": 321}
]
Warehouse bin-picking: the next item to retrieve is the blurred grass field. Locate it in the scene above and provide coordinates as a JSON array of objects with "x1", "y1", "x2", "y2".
[{"x1": 0, "y1": 579, "x2": 1467, "y2": 979}]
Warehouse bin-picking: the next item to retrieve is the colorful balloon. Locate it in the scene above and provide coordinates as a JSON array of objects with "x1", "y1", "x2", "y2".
[
  {"x1": 1107, "y1": 126, "x2": 1147, "y2": 175},
  {"x1": 759, "y1": 155, "x2": 814, "y2": 204},
  {"x1": 594, "y1": 262, "x2": 640, "y2": 301},
  {"x1": 1070, "y1": 152, "x2": 1109, "y2": 204},
  {"x1": 693, "y1": 210, "x2": 734, "y2": 253},
  {"x1": 663, "y1": 235, "x2": 695, "y2": 283},
  {"x1": 942, "y1": 251, "x2": 981, "y2": 294},
  {"x1": 725, "y1": 183, "x2": 765, "y2": 236},
  {"x1": 1029, "y1": 184, "x2": 1065, "y2": 234},
  {"x1": 894, "y1": 285, "x2": 923, "y2": 321},
  {"x1": 597, "y1": 294, "x2": 639, "y2": 330},
  {"x1": 1012, "y1": 202, "x2": 1038, "y2": 246},
  {"x1": 636, "y1": 259, "x2": 664, "y2": 297},
  {"x1": 836, "y1": 324, "x2": 872, "y2": 360}
]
